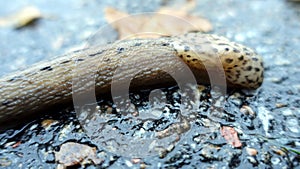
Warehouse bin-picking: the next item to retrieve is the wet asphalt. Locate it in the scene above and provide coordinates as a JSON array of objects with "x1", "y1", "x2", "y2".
[{"x1": 0, "y1": 0, "x2": 299, "y2": 168}]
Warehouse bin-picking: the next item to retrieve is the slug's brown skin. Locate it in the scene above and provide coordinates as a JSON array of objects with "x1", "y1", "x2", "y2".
[{"x1": 0, "y1": 33, "x2": 264, "y2": 130}]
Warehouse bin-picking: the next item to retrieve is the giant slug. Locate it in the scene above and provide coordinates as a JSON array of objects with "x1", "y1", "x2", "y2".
[{"x1": 0, "y1": 33, "x2": 264, "y2": 129}]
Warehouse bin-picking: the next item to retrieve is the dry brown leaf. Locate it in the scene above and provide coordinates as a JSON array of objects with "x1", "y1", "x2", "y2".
[
  {"x1": 157, "y1": 0, "x2": 212, "y2": 32},
  {"x1": 104, "y1": 0, "x2": 212, "y2": 39},
  {"x1": 220, "y1": 126, "x2": 242, "y2": 148},
  {"x1": 0, "y1": 6, "x2": 42, "y2": 29}
]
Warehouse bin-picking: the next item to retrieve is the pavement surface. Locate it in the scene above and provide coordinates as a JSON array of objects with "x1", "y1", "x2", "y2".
[{"x1": 0, "y1": 0, "x2": 299, "y2": 168}]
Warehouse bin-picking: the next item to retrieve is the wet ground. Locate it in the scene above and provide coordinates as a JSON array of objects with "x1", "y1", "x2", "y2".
[{"x1": 0, "y1": 0, "x2": 300, "y2": 168}]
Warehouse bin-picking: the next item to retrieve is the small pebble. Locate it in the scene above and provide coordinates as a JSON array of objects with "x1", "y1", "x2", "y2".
[
  {"x1": 282, "y1": 109, "x2": 294, "y2": 116},
  {"x1": 269, "y1": 77, "x2": 285, "y2": 84},
  {"x1": 271, "y1": 146, "x2": 287, "y2": 156},
  {"x1": 286, "y1": 118, "x2": 299, "y2": 133},
  {"x1": 271, "y1": 157, "x2": 281, "y2": 165},
  {"x1": 166, "y1": 144, "x2": 175, "y2": 152},
  {"x1": 158, "y1": 149, "x2": 167, "y2": 158},
  {"x1": 228, "y1": 92, "x2": 242, "y2": 106},
  {"x1": 131, "y1": 158, "x2": 141, "y2": 164},
  {"x1": 193, "y1": 136, "x2": 201, "y2": 143},
  {"x1": 275, "y1": 103, "x2": 287, "y2": 108},
  {"x1": 29, "y1": 124, "x2": 38, "y2": 130},
  {"x1": 246, "y1": 147, "x2": 258, "y2": 156},
  {"x1": 41, "y1": 119, "x2": 58, "y2": 129},
  {"x1": 4, "y1": 141, "x2": 16, "y2": 148},
  {"x1": 140, "y1": 163, "x2": 147, "y2": 169},
  {"x1": 125, "y1": 160, "x2": 133, "y2": 167},
  {"x1": 240, "y1": 105, "x2": 256, "y2": 117},
  {"x1": 106, "y1": 106, "x2": 113, "y2": 114},
  {"x1": 258, "y1": 106, "x2": 273, "y2": 136},
  {"x1": 247, "y1": 156, "x2": 258, "y2": 165}
]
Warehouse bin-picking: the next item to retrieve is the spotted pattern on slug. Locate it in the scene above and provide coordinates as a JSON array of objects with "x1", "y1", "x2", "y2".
[{"x1": 170, "y1": 33, "x2": 264, "y2": 89}]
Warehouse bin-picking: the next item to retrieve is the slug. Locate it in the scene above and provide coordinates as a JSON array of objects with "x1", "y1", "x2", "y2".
[{"x1": 0, "y1": 33, "x2": 263, "y2": 130}]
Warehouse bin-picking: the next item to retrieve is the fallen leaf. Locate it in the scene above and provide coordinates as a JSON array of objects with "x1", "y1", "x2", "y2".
[
  {"x1": 55, "y1": 142, "x2": 103, "y2": 167},
  {"x1": 104, "y1": 0, "x2": 212, "y2": 39},
  {"x1": 157, "y1": 0, "x2": 212, "y2": 32},
  {"x1": 0, "y1": 6, "x2": 42, "y2": 29},
  {"x1": 220, "y1": 126, "x2": 242, "y2": 148}
]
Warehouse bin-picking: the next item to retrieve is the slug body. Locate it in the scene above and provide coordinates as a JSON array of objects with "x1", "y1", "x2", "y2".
[{"x1": 0, "y1": 33, "x2": 264, "y2": 129}]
